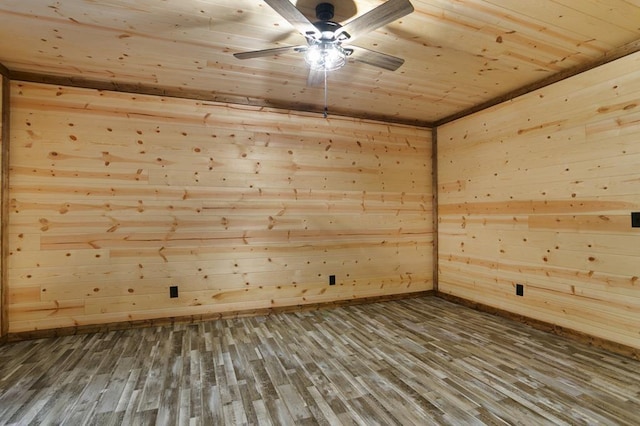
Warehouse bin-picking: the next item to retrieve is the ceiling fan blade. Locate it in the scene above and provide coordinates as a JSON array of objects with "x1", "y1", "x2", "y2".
[
  {"x1": 307, "y1": 68, "x2": 325, "y2": 87},
  {"x1": 264, "y1": 0, "x2": 321, "y2": 39},
  {"x1": 336, "y1": 0, "x2": 414, "y2": 42},
  {"x1": 234, "y1": 45, "x2": 305, "y2": 59},
  {"x1": 349, "y1": 46, "x2": 405, "y2": 71}
]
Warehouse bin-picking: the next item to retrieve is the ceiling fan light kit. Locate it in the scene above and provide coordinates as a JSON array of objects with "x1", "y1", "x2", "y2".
[
  {"x1": 234, "y1": 0, "x2": 414, "y2": 117},
  {"x1": 304, "y1": 43, "x2": 351, "y2": 71}
]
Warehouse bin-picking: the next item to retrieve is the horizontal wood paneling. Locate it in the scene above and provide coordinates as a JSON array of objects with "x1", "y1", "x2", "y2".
[
  {"x1": 437, "y1": 52, "x2": 640, "y2": 350},
  {"x1": 7, "y1": 81, "x2": 433, "y2": 333}
]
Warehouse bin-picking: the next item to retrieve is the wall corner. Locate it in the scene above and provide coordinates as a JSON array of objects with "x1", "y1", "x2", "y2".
[{"x1": 0, "y1": 71, "x2": 10, "y2": 341}]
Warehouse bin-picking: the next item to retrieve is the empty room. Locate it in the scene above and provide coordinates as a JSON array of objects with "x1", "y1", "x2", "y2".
[{"x1": 0, "y1": 0, "x2": 639, "y2": 424}]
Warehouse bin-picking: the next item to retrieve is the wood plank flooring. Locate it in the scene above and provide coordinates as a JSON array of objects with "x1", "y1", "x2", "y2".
[{"x1": 1, "y1": 296, "x2": 639, "y2": 425}]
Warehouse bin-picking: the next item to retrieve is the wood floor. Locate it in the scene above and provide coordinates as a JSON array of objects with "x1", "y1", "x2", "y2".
[{"x1": 1, "y1": 296, "x2": 639, "y2": 425}]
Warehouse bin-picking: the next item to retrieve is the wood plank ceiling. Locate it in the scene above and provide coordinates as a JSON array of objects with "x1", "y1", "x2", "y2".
[{"x1": 1, "y1": 0, "x2": 639, "y2": 126}]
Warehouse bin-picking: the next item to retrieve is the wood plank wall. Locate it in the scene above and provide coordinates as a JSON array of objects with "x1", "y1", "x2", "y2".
[
  {"x1": 6, "y1": 82, "x2": 433, "y2": 334},
  {"x1": 437, "y1": 52, "x2": 640, "y2": 350}
]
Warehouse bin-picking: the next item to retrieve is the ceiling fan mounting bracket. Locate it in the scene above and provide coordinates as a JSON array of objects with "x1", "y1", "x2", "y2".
[{"x1": 315, "y1": 3, "x2": 335, "y2": 21}]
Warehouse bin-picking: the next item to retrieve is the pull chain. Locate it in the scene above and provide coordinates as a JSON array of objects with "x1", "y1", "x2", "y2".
[{"x1": 323, "y1": 67, "x2": 328, "y2": 118}]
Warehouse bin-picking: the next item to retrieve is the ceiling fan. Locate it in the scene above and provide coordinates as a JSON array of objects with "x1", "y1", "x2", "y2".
[{"x1": 233, "y1": 0, "x2": 414, "y2": 87}]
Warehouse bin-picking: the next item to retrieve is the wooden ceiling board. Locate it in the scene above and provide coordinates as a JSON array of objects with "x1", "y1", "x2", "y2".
[{"x1": 1, "y1": 0, "x2": 639, "y2": 125}]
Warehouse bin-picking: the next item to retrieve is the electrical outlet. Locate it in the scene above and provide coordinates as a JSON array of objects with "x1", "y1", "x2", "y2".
[
  {"x1": 516, "y1": 283, "x2": 524, "y2": 297},
  {"x1": 632, "y1": 212, "x2": 640, "y2": 228},
  {"x1": 329, "y1": 275, "x2": 336, "y2": 285},
  {"x1": 169, "y1": 285, "x2": 179, "y2": 298}
]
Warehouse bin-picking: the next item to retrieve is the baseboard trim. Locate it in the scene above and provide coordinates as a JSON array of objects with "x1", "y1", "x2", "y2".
[
  {"x1": 8, "y1": 290, "x2": 636, "y2": 362},
  {"x1": 436, "y1": 292, "x2": 640, "y2": 361},
  {"x1": 7, "y1": 290, "x2": 434, "y2": 342}
]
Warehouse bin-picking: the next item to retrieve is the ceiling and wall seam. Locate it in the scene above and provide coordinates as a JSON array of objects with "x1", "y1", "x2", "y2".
[
  {"x1": 4, "y1": 35, "x2": 639, "y2": 130},
  {"x1": 434, "y1": 39, "x2": 640, "y2": 127},
  {"x1": 6, "y1": 69, "x2": 435, "y2": 129}
]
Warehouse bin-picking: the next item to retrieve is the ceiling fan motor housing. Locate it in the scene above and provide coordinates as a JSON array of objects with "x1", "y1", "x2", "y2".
[{"x1": 313, "y1": 20, "x2": 342, "y2": 38}]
